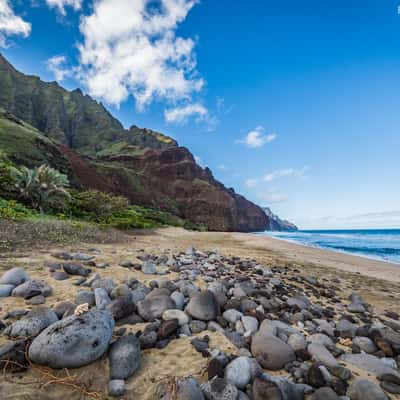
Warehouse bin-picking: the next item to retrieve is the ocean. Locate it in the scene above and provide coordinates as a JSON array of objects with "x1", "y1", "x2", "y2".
[{"x1": 262, "y1": 229, "x2": 400, "y2": 264}]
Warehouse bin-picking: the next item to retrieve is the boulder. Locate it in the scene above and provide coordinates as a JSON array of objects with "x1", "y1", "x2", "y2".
[
  {"x1": 63, "y1": 263, "x2": 91, "y2": 277},
  {"x1": 29, "y1": 310, "x2": 114, "y2": 368},
  {"x1": 163, "y1": 309, "x2": 189, "y2": 326},
  {"x1": 106, "y1": 296, "x2": 136, "y2": 321},
  {"x1": 0, "y1": 267, "x2": 29, "y2": 286},
  {"x1": 0, "y1": 284, "x2": 15, "y2": 297},
  {"x1": 137, "y1": 295, "x2": 175, "y2": 321},
  {"x1": 308, "y1": 343, "x2": 339, "y2": 368},
  {"x1": 94, "y1": 288, "x2": 111, "y2": 310},
  {"x1": 12, "y1": 280, "x2": 52, "y2": 298},
  {"x1": 4, "y1": 307, "x2": 58, "y2": 338},
  {"x1": 348, "y1": 379, "x2": 388, "y2": 400},
  {"x1": 109, "y1": 334, "x2": 141, "y2": 380},
  {"x1": 251, "y1": 332, "x2": 295, "y2": 370},
  {"x1": 185, "y1": 291, "x2": 220, "y2": 321}
]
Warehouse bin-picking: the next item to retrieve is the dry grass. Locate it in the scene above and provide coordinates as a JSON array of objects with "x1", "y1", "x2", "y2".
[{"x1": 0, "y1": 218, "x2": 130, "y2": 253}]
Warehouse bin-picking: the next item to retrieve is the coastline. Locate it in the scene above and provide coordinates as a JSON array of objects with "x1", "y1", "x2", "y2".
[{"x1": 2, "y1": 226, "x2": 400, "y2": 399}]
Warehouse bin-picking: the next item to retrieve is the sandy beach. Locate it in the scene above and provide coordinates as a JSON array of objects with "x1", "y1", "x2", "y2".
[{"x1": 1, "y1": 227, "x2": 400, "y2": 399}]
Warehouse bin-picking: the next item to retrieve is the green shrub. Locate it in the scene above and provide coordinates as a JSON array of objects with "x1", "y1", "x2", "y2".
[
  {"x1": 68, "y1": 190, "x2": 129, "y2": 221},
  {"x1": 0, "y1": 151, "x2": 17, "y2": 199},
  {"x1": 0, "y1": 198, "x2": 37, "y2": 220}
]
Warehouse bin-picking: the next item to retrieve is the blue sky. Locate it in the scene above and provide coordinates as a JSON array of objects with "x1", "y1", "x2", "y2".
[{"x1": 1, "y1": 0, "x2": 400, "y2": 229}]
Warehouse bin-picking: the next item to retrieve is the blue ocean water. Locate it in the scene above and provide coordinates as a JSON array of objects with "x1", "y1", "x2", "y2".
[{"x1": 262, "y1": 229, "x2": 400, "y2": 264}]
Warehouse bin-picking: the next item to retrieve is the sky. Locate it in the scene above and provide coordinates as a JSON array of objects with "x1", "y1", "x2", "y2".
[{"x1": 0, "y1": 0, "x2": 400, "y2": 229}]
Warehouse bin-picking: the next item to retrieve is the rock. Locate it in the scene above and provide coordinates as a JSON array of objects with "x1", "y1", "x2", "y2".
[
  {"x1": 163, "y1": 309, "x2": 189, "y2": 326},
  {"x1": 225, "y1": 356, "x2": 252, "y2": 388},
  {"x1": 26, "y1": 294, "x2": 46, "y2": 305},
  {"x1": 251, "y1": 332, "x2": 295, "y2": 370},
  {"x1": 348, "y1": 379, "x2": 388, "y2": 400},
  {"x1": 340, "y1": 353, "x2": 399, "y2": 378},
  {"x1": 158, "y1": 319, "x2": 179, "y2": 339},
  {"x1": 352, "y1": 336, "x2": 378, "y2": 354},
  {"x1": 51, "y1": 271, "x2": 70, "y2": 281},
  {"x1": 28, "y1": 310, "x2": 114, "y2": 368},
  {"x1": 190, "y1": 320, "x2": 207, "y2": 334},
  {"x1": 186, "y1": 291, "x2": 220, "y2": 321},
  {"x1": 63, "y1": 263, "x2": 91, "y2": 277},
  {"x1": 109, "y1": 334, "x2": 141, "y2": 380},
  {"x1": 108, "y1": 379, "x2": 125, "y2": 397},
  {"x1": 310, "y1": 387, "x2": 340, "y2": 400},
  {"x1": 106, "y1": 296, "x2": 136, "y2": 321},
  {"x1": 201, "y1": 377, "x2": 238, "y2": 400},
  {"x1": 4, "y1": 307, "x2": 58, "y2": 338},
  {"x1": 142, "y1": 261, "x2": 157, "y2": 274},
  {"x1": 91, "y1": 278, "x2": 115, "y2": 294},
  {"x1": 307, "y1": 364, "x2": 327, "y2": 388},
  {"x1": 252, "y1": 377, "x2": 282, "y2": 400},
  {"x1": 176, "y1": 377, "x2": 205, "y2": 400},
  {"x1": 0, "y1": 284, "x2": 15, "y2": 297},
  {"x1": 308, "y1": 333, "x2": 334, "y2": 348},
  {"x1": 171, "y1": 291, "x2": 185, "y2": 309},
  {"x1": 140, "y1": 331, "x2": 158, "y2": 349},
  {"x1": 336, "y1": 319, "x2": 358, "y2": 338},
  {"x1": 241, "y1": 316, "x2": 259, "y2": 334},
  {"x1": 75, "y1": 290, "x2": 95, "y2": 306},
  {"x1": 131, "y1": 286, "x2": 151, "y2": 304},
  {"x1": 94, "y1": 288, "x2": 111, "y2": 310},
  {"x1": 137, "y1": 294, "x2": 175, "y2": 321},
  {"x1": 308, "y1": 343, "x2": 339, "y2": 368},
  {"x1": 223, "y1": 309, "x2": 243, "y2": 324},
  {"x1": 53, "y1": 301, "x2": 76, "y2": 318},
  {"x1": 72, "y1": 253, "x2": 94, "y2": 261},
  {"x1": 12, "y1": 280, "x2": 52, "y2": 298},
  {"x1": 288, "y1": 333, "x2": 307, "y2": 352},
  {"x1": 52, "y1": 251, "x2": 73, "y2": 260},
  {"x1": 0, "y1": 267, "x2": 29, "y2": 286},
  {"x1": 0, "y1": 340, "x2": 29, "y2": 372}
]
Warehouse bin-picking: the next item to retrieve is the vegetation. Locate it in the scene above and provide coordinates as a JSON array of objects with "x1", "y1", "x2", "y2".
[{"x1": 11, "y1": 164, "x2": 70, "y2": 212}]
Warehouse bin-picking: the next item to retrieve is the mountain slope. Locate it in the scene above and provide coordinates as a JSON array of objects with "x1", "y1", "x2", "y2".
[
  {"x1": 0, "y1": 55, "x2": 270, "y2": 232},
  {"x1": 0, "y1": 54, "x2": 176, "y2": 155},
  {"x1": 263, "y1": 207, "x2": 298, "y2": 231}
]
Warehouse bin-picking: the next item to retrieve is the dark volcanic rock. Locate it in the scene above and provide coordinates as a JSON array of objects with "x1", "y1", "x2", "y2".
[
  {"x1": 29, "y1": 310, "x2": 114, "y2": 368},
  {"x1": 109, "y1": 335, "x2": 141, "y2": 380}
]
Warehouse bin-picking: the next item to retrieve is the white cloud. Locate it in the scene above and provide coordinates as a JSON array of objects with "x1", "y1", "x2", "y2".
[
  {"x1": 236, "y1": 126, "x2": 276, "y2": 148},
  {"x1": 264, "y1": 166, "x2": 308, "y2": 182},
  {"x1": 0, "y1": 0, "x2": 31, "y2": 47},
  {"x1": 165, "y1": 103, "x2": 207, "y2": 124},
  {"x1": 258, "y1": 188, "x2": 288, "y2": 204},
  {"x1": 77, "y1": 0, "x2": 203, "y2": 113},
  {"x1": 46, "y1": 0, "x2": 82, "y2": 15},
  {"x1": 46, "y1": 55, "x2": 70, "y2": 81},
  {"x1": 245, "y1": 178, "x2": 258, "y2": 188}
]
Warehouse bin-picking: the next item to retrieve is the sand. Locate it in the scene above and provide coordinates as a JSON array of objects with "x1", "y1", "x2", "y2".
[{"x1": 0, "y1": 227, "x2": 399, "y2": 399}]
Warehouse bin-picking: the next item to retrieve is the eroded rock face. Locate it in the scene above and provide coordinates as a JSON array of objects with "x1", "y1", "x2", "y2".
[{"x1": 28, "y1": 310, "x2": 114, "y2": 368}]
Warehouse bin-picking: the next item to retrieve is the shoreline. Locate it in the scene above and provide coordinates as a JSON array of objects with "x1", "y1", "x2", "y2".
[{"x1": 257, "y1": 231, "x2": 400, "y2": 266}]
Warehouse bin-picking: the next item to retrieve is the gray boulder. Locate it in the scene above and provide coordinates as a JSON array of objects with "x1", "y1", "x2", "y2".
[
  {"x1": 108, "y1": 379, "x2": 125, "y2": 397},
  {"x1": 224, "y1": 356, "x2": 253, "y2": 388},
  {"x1": 141, "y1": 261, "x2": 157, "y2": 274},
  {"x1": 4, "y1": 307, "x2": 58, "y2": 338},
  {"x1": 63, "y1": 263, "x2": 91, "y2": 277},
  {"x1": 340, "y1": 353, "x2": 399, "y2": 378},
  {"x1": 185, "y1": 291, "x2": 220, "y2": 321},
  {"x1": 352, "y1": 337, "x2": 378, "y2": 354},
  {"x1": 137, "y1": 294, "x2": 175, "y2": 321},
  {"x1": 0, "y1": 267, "x2": 29, "y2": 286},
  {"x1": 106, "y1": 296, "x2": 136, "y2": 321},
  {"x1": 29, "y1": 310, "x2": 114, "y2": 368},
  {"x1": 348, "y1": 379, "x2": 388, "y2": 400},
  {"x1": 75, "y1": 290, "x2": 95, "y2": 306},
  {"x1": 94, "y1": 288, "x2": 111, "y2": 310},
  {"x1": 251, "y1": 332, "x2": 295, "y2": 370},
  {"x1": 201, "y1": 377, "x2": 238, "y2": 400},
  {"x1": 12, "y1": 280, "x2": 52, "y2": 298},
  {"x1": 0, "y1": 284, "x2": 15, "y2": 297},
  {"x1": 109, "y1": 334, "x2": 141, "y2": 380},
  {"x1": 308, "y1": 343, "x2": 339, "y2": 368},
  {"x1": 310, "y1": 387, "x2": 340, "y2": 400}
]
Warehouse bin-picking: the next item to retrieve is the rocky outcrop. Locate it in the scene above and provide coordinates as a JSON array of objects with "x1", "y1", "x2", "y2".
[
  {"x1": 263, "y1": 207, "x2": 298, "y2": 231},
  {"x1": 61, "y1": 145, "x2": 269, "y2": 232}
]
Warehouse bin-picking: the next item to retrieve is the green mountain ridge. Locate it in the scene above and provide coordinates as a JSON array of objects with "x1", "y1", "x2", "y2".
[{"x1": 0, "y1": 54, "x2": 177, "y2": 155}]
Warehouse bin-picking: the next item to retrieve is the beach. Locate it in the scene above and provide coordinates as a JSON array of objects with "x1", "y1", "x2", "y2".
[{"x1": 1, "y1": 227, "x2": 400, "y2": 399}]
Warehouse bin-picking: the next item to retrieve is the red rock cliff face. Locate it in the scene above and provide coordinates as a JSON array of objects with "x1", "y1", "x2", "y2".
[{"x1": 58, "y1": 144, "x2": 269, "y2": 232}]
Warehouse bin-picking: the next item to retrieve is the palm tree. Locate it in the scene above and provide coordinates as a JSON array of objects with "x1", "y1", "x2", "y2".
[{"x1": 11, "y1": 164, "x2": 70, "y2": 212}]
